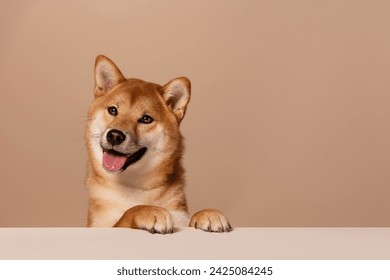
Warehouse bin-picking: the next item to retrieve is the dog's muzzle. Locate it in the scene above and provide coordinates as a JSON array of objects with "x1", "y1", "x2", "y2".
[{"x1": 101, "y1": 129, "x2": 147, "y2": 172}]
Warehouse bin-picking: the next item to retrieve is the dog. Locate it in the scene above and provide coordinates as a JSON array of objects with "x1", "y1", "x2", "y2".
[{"x1": 85, "y1": 55, "x2": 232, "y2": 233}]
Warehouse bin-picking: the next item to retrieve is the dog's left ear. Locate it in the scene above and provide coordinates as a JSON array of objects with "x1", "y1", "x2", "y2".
[{"x1": 161, "y1": 77, "x2": 191, "y2": 122}]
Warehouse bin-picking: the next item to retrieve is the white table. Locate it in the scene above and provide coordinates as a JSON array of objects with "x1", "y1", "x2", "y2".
[{"x1": 0, "y1": 227, "x2": 389, "y2": 259}]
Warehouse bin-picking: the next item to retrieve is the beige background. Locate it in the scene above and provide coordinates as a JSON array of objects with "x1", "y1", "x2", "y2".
[{"x1": 0, "y1": 0, "x2": 389, "y2": 227}]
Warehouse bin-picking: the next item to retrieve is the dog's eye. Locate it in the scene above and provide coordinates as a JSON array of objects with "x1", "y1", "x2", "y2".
[
  {"x1": 139, "y1": 115, "x2": 154, "y2": 124},
  {"x1": 107, "y1": 106, "x2": 118, "y2": 116}
]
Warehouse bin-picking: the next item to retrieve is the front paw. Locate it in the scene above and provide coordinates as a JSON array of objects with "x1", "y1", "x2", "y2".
[
  {"x1": 189, "y1": 209, "x2": 232, "y2": 232},
  {"x1": 114, "y1": 205, "x2": 173, "y2": 234}
]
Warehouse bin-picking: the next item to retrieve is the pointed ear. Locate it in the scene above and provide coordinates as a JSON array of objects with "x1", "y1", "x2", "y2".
[
  {"x1": 94, "y1": 55, "x2": 125, "y2": 97},
  {"x1": 161, "y1": 77, "x2": 191, "y2": 122}
]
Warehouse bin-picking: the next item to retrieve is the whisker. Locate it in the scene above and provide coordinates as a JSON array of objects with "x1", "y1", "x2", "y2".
[
  {"x1": 151, "y1": 146, "x2": 168, "y2": 156},
  {"x1": 90, "y1": 133, "x2": 101, "y2": 138}
]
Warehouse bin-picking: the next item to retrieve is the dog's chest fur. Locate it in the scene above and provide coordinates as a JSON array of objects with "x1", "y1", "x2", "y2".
[{"x1": 87, "y1": 179, "x2": 189, "y2": 227}]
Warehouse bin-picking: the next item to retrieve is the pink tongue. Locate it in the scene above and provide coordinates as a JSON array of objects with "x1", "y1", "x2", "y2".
[{"x1": 102, "y1": 152, "x2": 127, "y2": 172}]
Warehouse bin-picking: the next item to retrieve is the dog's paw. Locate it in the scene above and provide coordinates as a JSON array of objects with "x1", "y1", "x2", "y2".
[
  {"x1": 114, "y1": 205, "x2": 173, "y2": 234},
  {"x1": 189, "y1": 209, "x2": 232, "y2": 233}
]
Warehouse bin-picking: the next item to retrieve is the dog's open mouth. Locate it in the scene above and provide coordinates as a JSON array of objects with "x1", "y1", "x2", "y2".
[{"x1": 102, "y1": 148, "x2": 147, "y2": 172}]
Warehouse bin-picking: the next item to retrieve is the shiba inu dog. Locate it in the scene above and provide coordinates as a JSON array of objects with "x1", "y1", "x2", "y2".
[{"x1": 85, "y1": 55, "x2": 232, "y2": 234}]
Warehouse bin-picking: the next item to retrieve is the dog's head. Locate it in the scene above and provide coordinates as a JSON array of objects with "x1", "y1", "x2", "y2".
[{"x1": 86, "y1": 55, "x2": 191, "y2": 174}]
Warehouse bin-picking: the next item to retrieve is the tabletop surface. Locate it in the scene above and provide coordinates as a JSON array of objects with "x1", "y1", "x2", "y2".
[{"x1": 0, "y1": 227, "x2": 389, "y2": 260}]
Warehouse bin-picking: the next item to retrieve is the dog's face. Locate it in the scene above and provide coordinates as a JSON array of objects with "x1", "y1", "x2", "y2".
[{"x1": 86, "y1": 56, "x2": 190, "y2": 175}]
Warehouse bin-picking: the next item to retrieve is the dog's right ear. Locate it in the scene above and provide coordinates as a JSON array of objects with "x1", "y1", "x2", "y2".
[{"x1": 94, "y1": 55, "x2": 125, "y2": 97}]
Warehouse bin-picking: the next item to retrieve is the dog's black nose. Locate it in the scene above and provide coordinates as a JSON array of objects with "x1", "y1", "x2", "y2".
[{"x1": 106, "y1": 129, "x2": 126, "y2": 146}]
